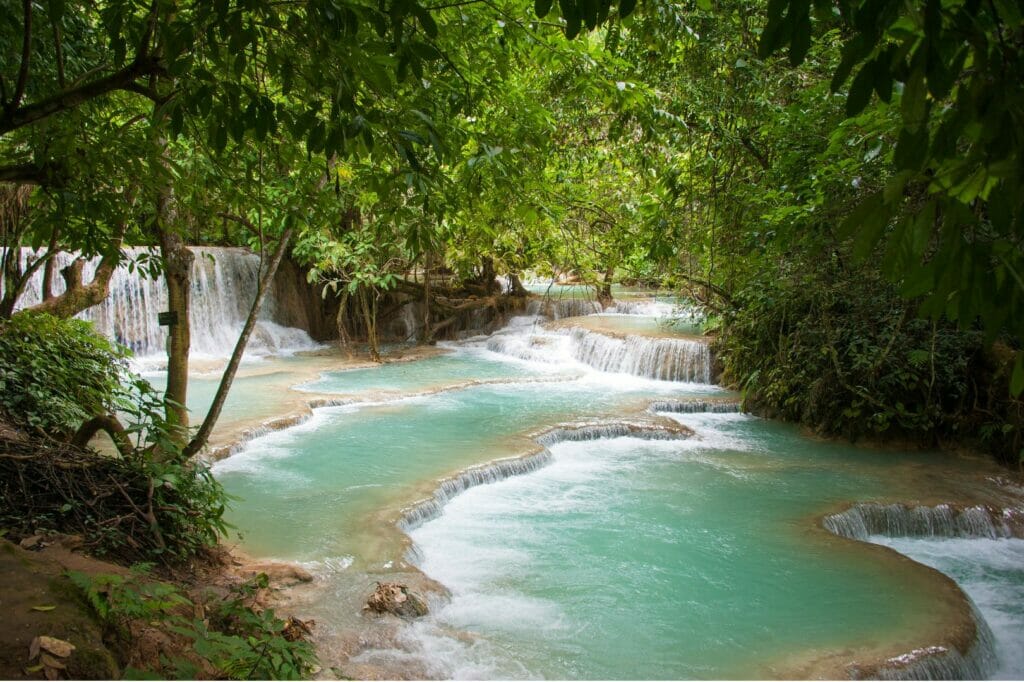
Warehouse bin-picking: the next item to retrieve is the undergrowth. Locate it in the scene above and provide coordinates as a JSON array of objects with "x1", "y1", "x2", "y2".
[
  {"x1": 69, "y1": 569, "x2": 316, "y2": 680},
  {"x1": 715, "y1": 261, "x2": 1024, "y2": 466}
]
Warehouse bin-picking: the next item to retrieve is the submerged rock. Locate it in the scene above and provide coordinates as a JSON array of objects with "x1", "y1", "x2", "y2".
[{"x1": 363, "y1": 582, "x2": 428, "y2": 618}]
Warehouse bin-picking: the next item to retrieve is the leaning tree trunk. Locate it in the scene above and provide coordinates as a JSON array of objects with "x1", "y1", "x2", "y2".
[
  {"x1": 597, "y1": 265, "x2": 614, "y2": 307},
  {"x1": 182, "y1": 229, "x2": 293, "y2": 458}
]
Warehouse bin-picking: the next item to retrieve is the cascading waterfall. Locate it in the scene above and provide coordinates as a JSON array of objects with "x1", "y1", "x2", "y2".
[
  {"x1": 524, "y1": 298, "x2": 604, "y2": 319},
  {"x1": 483, "y1": 324, "x2": 713, "y2": 383},
  {"x1": 399, "y1": 421, "x2": 691, "y2": 532},
  {"x1": 868, "y1": 607, "x2": 999, "y2": 681},
  {"x1": 820, "y1": 502, "x2": 1022, "y2": 680},
  {"x1": 824, "y1": 503, "x2": 1024, "y2": 541},
  {"x1": 4, "y1": 246, "x2": 317, "y2": 360},
  {"x1": 648, "y1": 399, "x2": 742, "y2": 414},
  {"x1": 561, "y1": 326, "x2": 711, "y2": 382}
]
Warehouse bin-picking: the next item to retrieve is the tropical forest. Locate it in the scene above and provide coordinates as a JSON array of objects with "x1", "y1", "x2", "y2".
[{"x1": 0, "y1": 0, "x2": 1022, "y2": 679}]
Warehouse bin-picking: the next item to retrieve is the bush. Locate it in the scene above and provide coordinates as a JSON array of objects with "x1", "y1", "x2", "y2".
[
  {"x1": 0, "y1": 311, "x2": 230, "y2": 563},
  {"x1": 0, "y1": 312, "x2": 128, "y2": 437},
  {"x1": 714, "y1": 260, "x2": 1024, "y2": 461}
]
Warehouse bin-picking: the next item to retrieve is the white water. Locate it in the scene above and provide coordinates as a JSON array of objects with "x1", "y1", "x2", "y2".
[
  {"x1": 4, "y1": 247, "x2": 319, "y2": 365},
  {"x1": 482, "y1": 320, "x2": 711, "y2": 383},
  {"x1": 873, "y1": 537, "x2": 1024, "y2": 679}
]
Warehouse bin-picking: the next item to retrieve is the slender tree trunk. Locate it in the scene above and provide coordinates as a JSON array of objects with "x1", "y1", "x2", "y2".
[
  {"x1": 508, "y1": 272, "x2": 529, "y2": 297},
  {"x1": 151, "y1": 126, "x2": 192, "y2": 444},
  {"x1": 421, "y1": 251, "x2": 433, "y2": 344},
  {"x1": 41, "y1": 227, "x2": 59, "y2": 300},
  {"x1": 182, "y1": 229, "x2": 292, "y2": 458},
  {"x1": 597, "y1": 265, "x2": 614, "y2": 307},
  {"x1": 160, "y1": 229, "x2": 193, "y2": 444}
]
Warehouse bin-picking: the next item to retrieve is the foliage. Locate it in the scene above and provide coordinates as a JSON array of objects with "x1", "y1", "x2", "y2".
[
  {"x1": 717, "y1": 258, "x2": 1024, "y2": 463},
  {"x1": 0, "y1": 312, "x2": 229, "y2": 563},
  {"x1": 68, "y1": 570, "x2": 316, "y2": 680},
  {"x1": 0, "y1": 312, "x2": 127, "y2": 437},
  {"x1": 760, "y1": 0, "x2": 1024, "y2": 390}
]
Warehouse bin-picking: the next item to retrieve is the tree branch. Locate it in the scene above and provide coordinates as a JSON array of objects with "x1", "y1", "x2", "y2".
[
  {"x1": 25, "y1": 220, "x2": 127, "y2": 318},
  {"x1": 10, "y1": 0, "x2": 32, "y2": 111},
  {"x1": 71, "y1": 414, "x2": 134, "y2": 458},
  {"x1": 0, "y1": 56, "x2": 164, "y2": 136}
]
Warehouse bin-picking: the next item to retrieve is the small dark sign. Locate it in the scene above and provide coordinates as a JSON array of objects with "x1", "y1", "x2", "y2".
[{"x1": 158, "y1": 311, "x2": 178, "y2": 326}]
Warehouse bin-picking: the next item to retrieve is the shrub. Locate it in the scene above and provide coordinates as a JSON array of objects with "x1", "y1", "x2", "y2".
[{"x1": 0, "y1": 312, "x2": 128, "y2": 437}]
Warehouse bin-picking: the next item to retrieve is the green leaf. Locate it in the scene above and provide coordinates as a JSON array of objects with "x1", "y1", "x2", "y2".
[
  {"x1": 901, "y1": 66, "x2": 927, "y2": 132},
  {"x1": 845, "y1": 62, "x2": 875, "y2": 117},
  {"x1": 788, "y1": 0, "x2": 812, "y2": 66},
  {"x1": 31, "y1": 605, "x2": 57, "y2": 612},
  {"x1": 1011, "y1": 355, "x2": 1024, "y2": 397},
  {"x1": 894, "y1": 126, "x2": 928, "y2": 171}
]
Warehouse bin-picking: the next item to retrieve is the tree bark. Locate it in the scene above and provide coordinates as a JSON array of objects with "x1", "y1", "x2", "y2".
[
  {"x1": 71, "y1": 414, "x2": 133, "y2": 458},
  {"x1": 40, "y1": 227, "x2": 59, "y2": 301},
  {"x1": 421, "y1": 251, "x2": 433, "y2": 344},
  {"x1": 159, "y1": 229, "x2": 193, "y2": 444},
  {"x1": 597, "y1": 265, "x2": 614, "y2": 307},
  {"x1": 508, "y1": 272, "x2": 529, "y2": 297},
  {"x1": 182, "y1": 229, "x2": 293, "y2": 458}
]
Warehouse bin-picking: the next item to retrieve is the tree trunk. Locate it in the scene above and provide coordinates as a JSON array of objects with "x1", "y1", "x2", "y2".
[
  {"x1": 182, "y1": 229, "x2": 293, "y2": 458},
  {"x1": 160, "y1": 229, "x2": 193, "y2": 444},
  {"x1": 597, "y1": 265, "x2": 614, "y2": 307},
  {"x1": 508, "y1": 272, "x2": 529, "y2": 297},
  {"x1": 421, "y1": 251, "x2": 433, "y2": 344},
  {"x1": 40, "y1": 227, "x2": 59, "y2": 301}
]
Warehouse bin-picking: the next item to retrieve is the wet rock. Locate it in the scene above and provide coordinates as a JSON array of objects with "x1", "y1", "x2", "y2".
[
  {"x1": 238, "y1": 561, "x2": 314, "y2": 587},
  {"x1": 363, "y1": 582, "x2": 428, "y2": 618}
]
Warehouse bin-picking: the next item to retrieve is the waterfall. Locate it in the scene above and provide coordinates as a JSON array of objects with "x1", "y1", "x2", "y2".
[
  {"x1": 649, "y1": 400, "x2": 741, "y2": 414},
  {"x1": 869, "y1": 607, "x2": 999, "y2": 681},
  {"x1": 823, "y1": 503, "x2": 1024, "y2": 541},
  {"x1": 561, "y1": 327, "x2": 712, "y2": 382},
  {"x1": 4, "y1": 247, "x2": 318, "y2": 360},
  {"x1": 399, "y1": 449, "x2": 554, "y2": 531},
  {"x1": 822, "y1": 502, "x2": 1019, "y2": 680},
  {"x1": 524, "y1": 298, "x2": 604, "y2": 319},
  {"x1": 399, "y1": 420, "x2": 691, "y2": 532},
  {"x1": 483, "y1": 324, "x2": 713, "y2": 383}
]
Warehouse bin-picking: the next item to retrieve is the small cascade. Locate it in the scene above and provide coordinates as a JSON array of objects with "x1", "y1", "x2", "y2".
[
  {"x1": 649, "y1": 400, "x2": 741, "y2": 414},
  {"x1": 399, "y1": 420, "x2": 691, "y2": 532},
  {"x1": 561, "y1": 327, "x2": 712, "y2": 382},
  {"x1": 398, "y1": 450, "x2": 554, "y2": 531},
  {"x1": 534, "y1": 421, "x2": 690, "y2": 446},
  {"x1": 5, "y1": 247, "x2": 318, "y2": 360},
  {"x1": 605, "y1": 300, "x2": 677, "y2": 316},
  {"x1": 823, "y1": 503, "x2": 1024, "y2": 541},
  {"x1": 524, "y1": 297, "x2": 604, "y2": 319},
  {"x1": 868, "y1": 604, "x2": 999, "y2": 681}
]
